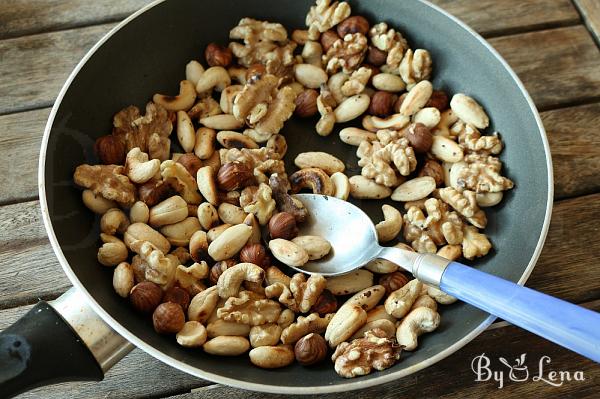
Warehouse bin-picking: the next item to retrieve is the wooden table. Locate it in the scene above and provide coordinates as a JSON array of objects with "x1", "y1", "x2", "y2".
[{"x1": 1, "y1": 0, "x2": 599, "y2": 397}]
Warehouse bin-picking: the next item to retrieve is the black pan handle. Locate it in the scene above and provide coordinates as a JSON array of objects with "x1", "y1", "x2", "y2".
[{"x1": 0, "y1": 289, "x2": 132, "y2": 398}]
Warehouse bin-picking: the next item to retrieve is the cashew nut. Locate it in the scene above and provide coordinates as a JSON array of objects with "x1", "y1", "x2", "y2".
[
  {"x1": 291, "y1": 236, "x2": 331, "y2": 260},
  {"x1": 203, "y1": 336, "x2": 250, "y2": 356},
  {"x1": 176, "y1": 321, "x2": 207, "y2": 348},
  {"x1": 328, "y1": 72, "x2": 349, "y2": 104},
  {"x1": 362, "y1": 113, "x2": 410, "y2": 132},
  {"x1": 396, "y1": 306, "x2": 441, "y2": 351},
  {"x1": 249, "y1": 344, "x2": 295, "y2": 369},
  {"x1": 153, "y1": 80, "x2": 197, "y2": 111},
  {"x1": 330, "y1": 172, "x2": 350, "y2": 200},
  {"x1": 334, "y1": 94, "x2": 370, "y2": 123},
  {"x1": 375, "y1": 205, "x2": 402, "y2": 243},
  {"x1": 208, "y1": 224, "x2": 252, "y2": 261},
  {"x1": 426, "y1": 285, "x2": 458, "y2": 305},
  {"x1": 194, "y1": 127, "x2": 216, "y2": 160},
  {"x1": 124, "y1": 223, "x2": 171, "y2": 255},
  {"x1": 189, "y1": 230, "x2": 209, "y2": 263},
  {"x1": 177, "y1": 111, "x2": 196, "y2": 153},
  {"x1": 82, "y1": 189, "x2": 117, "y2": 214},
  {"x1": 100, "y1": 208, "x2": 130, "y2": 235},
  {"x1": 289, "y1": 167, "x2": 334, "y2": 196},
  {"x1": 149, "y1": 195, "x2": 189, "y2": 227},
  {"x1": 350, "y1": 318, "x2": 396, "y2": 340},
  {"x1": 326, "y1": 269, "x2": 374, "y2": 296},
  {"x1": 197, "y1": 202, "x2": 218, "y2": 230},
  {"x1": 216, "y1": 130, "x2": 259, "y2": 149},
  {"x1": 365, "y1": 242, "x2": 413, "y2": 273},
  {"x1": 195, "y1": 66, "x2": 231, "y2": 94},
  {"x1": 228, "y1": 65, "x2": 247, "y2": 84},
  {"x1": 266, "y1": 134, "x2": 287, "y2": 158},
  {"x1": 188, "y1": 286, "x2": 219, "y2": 323},
  {"x1": 294, "y1": 152, "x2": 345, "y2": 175},
  {"x1": 349, "y1": 175, "x2": 392, "y2": 199},
  {"x1": 268, "y1": 239, "x2": 309, "y2": 267},
  {"x1": 196, "y1": 166, "x2": 219, "y2": 206},
  {"x1": 220, "y1": 85, "x2": 243, "y2": 114},
  {"x1": 399, "y1": 80, "x2": 433, "y2": 116},
  {"x1": 216, "y1": 262, "x2": 265, "y2": 298},
  {"x1": 476, "y1": 192, "x2": 504, "y2": 207},
  {"x1": 207, "y1": 319, "x2": 251, "y2": 338},
  {"x1": 185, "y1": 60, "x2": 205, "y2": 85},
  {"x1": 130, "y1": 201, "x2": 150, "y2": 224},
  {"x1": 249, "y1": 323, "x2": 282, "y2": 347},
  {"x1": 200, "y1": 114, "x2": 244, "y2": 130},
  {"x1": 112, "y1": 262, "x2": 134, "y2": 297},
  {"x1": 384, "y1": 279, "x2": 423, "y2": 318},
  {"x1": 411, "y1": 294, "x2": 438, "y2": 311},
  {"x1": 339, "y1": 127, "x2": 377, "y2": 146},
  {"x1": 125, "y1": 147, "x2": 160, "y2": 184},
  {"x1": 98, "y1": 234, "x2": 128, "y2": 266}
]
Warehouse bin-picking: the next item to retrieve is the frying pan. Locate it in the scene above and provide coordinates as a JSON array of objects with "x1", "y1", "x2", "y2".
[{"x1": 0, "y1": 0, "x2": 553, "y2": 396}]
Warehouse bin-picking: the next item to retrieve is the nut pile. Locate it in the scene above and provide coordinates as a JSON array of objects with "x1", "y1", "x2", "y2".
[{"x1": 74, "y1": 0, "x2": 514, "y2": 379}]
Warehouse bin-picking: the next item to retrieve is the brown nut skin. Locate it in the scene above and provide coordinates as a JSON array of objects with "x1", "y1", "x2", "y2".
[
  {"x1": 138, "y1": 179, "x2": 176, "y2": 207},
  {"x1": 163, "y1": 286, "x2": 191, "y2": 312},
  {"x1": 268, "y1": 212, "x2": 298, "y2": 240},
  {"x1": 205, "y1": 42, "x2": 233, "y2": 67},
  {"x1": 337, "y1": 16, "x2": 370, "y2": 38},
  {"x1": 425, "y1": 90, "x2": 450, "y2": 111},
  {"x1": 130, "y1": 281, "x2": 163, "y2": 313},
  {"x1": 418, "y1": 159, "x2": 445, "y2": 186},
  {"x1": 379, "y1": 272, "x2": 410, "y2": 296},
  {"x1": 177, "y1": 153, "x2": 203, "y2": 177},
  {"x1": 366, "y1": 46, "x2": 388, "y2": 67},
  {"x1": 393, "y1": 93, "x2": 408, "y2": 113},
  {"x1": 320, "y1": 30, "x2": 340, "y2": 53},
  {"x1": 246, "y1": 63, "x2": 267, "y2": 81},
  {"x1": 216, "y1": 162, "x2": 255, "y2": 191},
  {"x1": 209, "y1": 259, "x2": 236, "y2": 285},
  {"x1": 405, "y1": 123, "x2": 433, "y2": 154},
  {"x1": 152, "y1": 302, "x2": 185, "y2": 334},
  {"x1": 294, "y1": 89, "x2": 319, "y2": 118},
  {"x1": 94, "y1": 135, "x2": 126, "y2": 165},
  {"x1": 310, "y1": 289, "x2": 338, "y2": 316},
  {"x1": 239, "y1": 243, "x2": 267, "y2": 268},
  {"x1": 294, "y1": 333, "x2": 328, "y2": 366},
  {"x1": 368, "y1": 91, "x2": 396, "y2": 117}
]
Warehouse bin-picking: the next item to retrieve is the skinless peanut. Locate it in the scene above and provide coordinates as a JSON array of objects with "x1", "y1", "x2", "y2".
[
  {"x1": 249, "y1": 344, "x2": 295, "y2": 369},
  {"x1": 124, "y1": 223, "x2": 171, "y2": 255},
  {"x1": 130, "y1": 201, "x2": 150, "y2": 224},
  {"x1": 207, "y1": 319, "x2": 251, "y2": 338},
  {"x1": 208, "y1": 224, "x2": 252, "y2": 261},
  {"x1": 399, "y1": 80, "x2": 433, "y2": 116},
  {"x1": 431, "y1": 135, "x2": 464, "y2": 162},
  {"x1": 194, "y1": 127, "x2": 216, "y2": 160},
  {"x1": 413, "y1": 107, "x2": 441, "y2": 128},
  {"x1": 218, "y1": 203, "x2": 248, "y2": 225},
  {"x1": 294, "y1": 152, "x2": 345, "y2": 175},
  {"x1": 349, "y1": 175, "x2": 392, "y2": 199},
  {"x1": 334, "y1": 94, "x2": 370, "y2": 123},
  {"x1": 294, "y1": 64, "x2": 328, "y2": 89},
  {"x1": 339, "y1": 127, "x2": 377, "y2": 146},
  {"x1": 82, "y1": 190, "x2": 117, "y2": 214},
  {"x1": 450, "y1": 93, "x2": 489, "y2": 129},
  {"x1": 177, "y1": 111, "x2": 196, "y2": 153},
  {"x1": 149, "y1": 195, "x2": 189, "y2": 227},
  {"x1": 113, "y1": 262, "x2": 134, "y2": 298},
  {"x1": 371, "y1": 73, "x2": 405, "y2": 92},
  {"x1": 330, "y1": 172, "x2": 350, "y2": 200},
  {"x1": 160, "y1": 217, "x2": 202, "y2": 247},
  {"x1": 203, "y1": 336, "x2": 250, "y2": 356}
]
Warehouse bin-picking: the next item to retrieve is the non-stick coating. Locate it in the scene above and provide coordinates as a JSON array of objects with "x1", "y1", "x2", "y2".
[{"x1": 43, "y1": 0, "x2": 550, "y2": 390}]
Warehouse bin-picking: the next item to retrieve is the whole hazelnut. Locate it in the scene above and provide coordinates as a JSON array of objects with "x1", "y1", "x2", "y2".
[
  {"x1": 368, "y1": 91, "x2": 396, "y2": 117},
  {"x1": 209, "y1": 259, "x2": 236, "y2": 285},
  {"x1": 379, "y1": 272, "x2": 410, "y2": 295},
  {"x1": 246, "y1": 63, "x2": 266, "y2": 81},
  {"x1": 239, "y1": 243, "x2": 267, "y2": 267},
  {"x1": 138, "y1": 179, "x2": 175, "y2": 207},
  {"x1": 176, "y1": 153, "x2": 203, "y2": 177},
  {"x1": 405, "y1": 123, "x2": 433, "y2": 153},
  {"x1": 94, "y1": 135, "x2": 126, "y2": 165},
  {"x1": 294, "y1": 333, "x2": 328, "y2": 366},
  {"x1": 337, "y1": 16, "x2": 370, "y2": 38},
  {"x1": 294, "y1": 89, "x2": 319, "y2": 118},
  {"x1": 320, "y1": 30, "x2": 340, "y2": 52},
  {"x1": 310, "y1": 289, "x2": 338, "y2": 315},
  {"x1": 268, "y1": 212, "x2": 298, "y2": 240},
  {"x1": 162, "y1": 286, "x2": 191, "y2": 312},
  {"x1": 204, "y1": 42, "x2": 233, "y2": 67},
  {"x1": 152, "y1": 302, "x2": 185, "y2": 334},
  {"x1": 367, "y1": 46, "x2": 388, "y2": 67},
  {"x1": 130, "y1": 281, "x2": 163, "y2": 313},
  {"x1": 418, "y1": 159, "x2": 445, "y2": 186},
  {"x1": 425, "y1": 90, "x2": 450, "y2": 111},
  {"x1": 393, "y1": 92, "x2": 408, "y2": 113},
  {"x1": 216, "y1": 162, "x2": 254, "y2": 191}
]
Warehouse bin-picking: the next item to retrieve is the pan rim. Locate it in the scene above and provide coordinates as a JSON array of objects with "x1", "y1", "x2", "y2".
[{"x1": 38, "y1": 0, "x2": 554, "y2": 393}]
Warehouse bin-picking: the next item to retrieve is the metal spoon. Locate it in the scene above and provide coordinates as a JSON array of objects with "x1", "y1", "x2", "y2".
[{"x1": 290, "y1": 193, "x2": 600, "y2": 362}]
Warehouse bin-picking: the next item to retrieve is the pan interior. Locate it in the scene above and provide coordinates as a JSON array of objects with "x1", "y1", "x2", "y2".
[{"x1": 43, "y1": 0, "x2": 550, "y2": 390}]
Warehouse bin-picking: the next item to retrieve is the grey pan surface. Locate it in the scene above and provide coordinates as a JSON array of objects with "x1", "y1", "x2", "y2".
[{"x1": 39, "y1": 0, "x2": 553, "y2": 393}]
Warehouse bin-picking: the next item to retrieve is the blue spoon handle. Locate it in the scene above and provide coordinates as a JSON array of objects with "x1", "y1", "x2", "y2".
[{"x1": 439, "y1": 262, "x2": 600, "y2": 362}]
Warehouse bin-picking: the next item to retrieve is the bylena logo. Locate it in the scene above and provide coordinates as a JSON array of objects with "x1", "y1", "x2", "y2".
[{"x1": 471, "y1": 353, "x2": 585, "y2": 389}]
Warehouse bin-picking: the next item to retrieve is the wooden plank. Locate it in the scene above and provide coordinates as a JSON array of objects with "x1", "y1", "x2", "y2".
[
  {"x1": 2, "y1": 193, "x2": 599, "y2": 309},
  {"x1": 431, "y1": 0, "x2": 579, "y2": 37},
  {"x1": 0, "y1": 23, "x2": 116, "y2": 115},
  {"x1": 542, "y1": 103, "x2": 600, "y2": 199},
  {"x1": 0, "y1": 304, "x2": 208, "y2": 399},
  {"x1": 168, "y1": 302, "x2": 600, "y2": 399},
  {"x1": 2, "y1": 102, "x2": 598, "y2": 205},
  {"x1": 0, "y1": 0, "x2": 148, "y2": 40},
  {"x1": 488, "y1": 26, "x2": 600, "y2": 110},
  {"x1": 575, "y1": 0, "x2": 600, "y2": 44},
  {"x1": 0, "y1": 108, "x2": 50, "y2": 205}
]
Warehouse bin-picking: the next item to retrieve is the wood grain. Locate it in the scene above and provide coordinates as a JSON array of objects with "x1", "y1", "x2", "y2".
[
  {"x1": 575, "y1": 0, "x2": 600, "y2": 44},
  {"x1": 0, "y1": 0, "x2": 148, "y2": 40},
  {"x1": 542, "y1": 103, "x2": 600, "y2": 199},
  {"x1": 488, "y1": 26, "x2": 600, "y2": 110},
  {"x1": 431, "y1": 0, "x2": 579, "y2": 37},
  {"x1": 2, "y1": 193, "x2": 599, "y2": 309},
  {"x1": 1, "y1": 102, "x2": 598, "y2": 205},
  {"x1": 0, "y1": 23, "x2": 116, "y2": 115}
]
